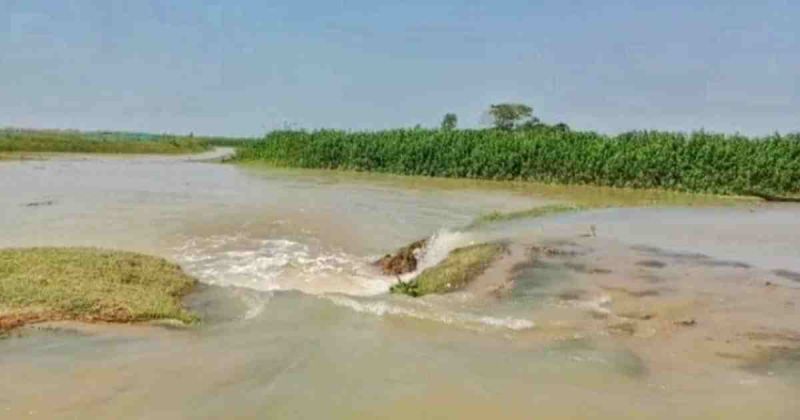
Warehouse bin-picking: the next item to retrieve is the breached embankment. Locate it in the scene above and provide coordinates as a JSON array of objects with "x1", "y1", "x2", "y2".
[
  {"x1": 389, "y1": 243, "x2": 507, "y2": 297},
  {"x1": 370, "y1": 203, "x2": 800, "y2": 379},
  {"x1": 375, "y1": 204, "x2": 581, "y2": 297}
]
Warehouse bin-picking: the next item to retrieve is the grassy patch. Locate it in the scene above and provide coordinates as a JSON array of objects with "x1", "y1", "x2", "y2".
[
  {"x1": 0, "y1": 247, "x2": 198, "y2": 333},
  {"x1": 0, "y1": 129, "x2": 211, "y2": 154},
  {"x1": 206, "y1": 137, "x2": 257, "y2": 147},
  {"x1": 391, "y1": 243, "x2": 505, "y2": 297},
  {"x1": 467, "y1": 204, "x2": 584, "y2": 228}
]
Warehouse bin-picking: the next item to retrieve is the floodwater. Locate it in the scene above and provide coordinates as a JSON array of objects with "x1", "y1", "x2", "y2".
[{"x1": 1, "y1": 151, "x2": 799, "y2": 419}]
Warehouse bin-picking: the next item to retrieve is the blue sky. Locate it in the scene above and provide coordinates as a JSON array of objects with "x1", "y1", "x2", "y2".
[{"x1": 1, "y1": 0, "x2": 798, "y2": 136}]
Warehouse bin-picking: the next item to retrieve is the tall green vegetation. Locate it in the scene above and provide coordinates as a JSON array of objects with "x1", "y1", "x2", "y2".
[{"x1": 235, "y1": 128, "x2": 800, "y2": 196}]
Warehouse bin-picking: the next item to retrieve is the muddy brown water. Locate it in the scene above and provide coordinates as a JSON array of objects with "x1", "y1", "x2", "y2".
[{"x1": 1, "y1": 151, "x2": 799, "y2": 419}]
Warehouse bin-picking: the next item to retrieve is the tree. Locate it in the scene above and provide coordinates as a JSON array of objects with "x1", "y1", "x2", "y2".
[
  {"x1": 488, "y1": 103, "x2": 533, "y2": 130},
  {"x1": 553, "y1": 122, "x2": 570, "y2": 132},
  {"x1": 441, "y1": 113, "x2": 458, "y2": 131},
  {"x1": 518, "y1": 117, "x2": 543, "y2": 131}
]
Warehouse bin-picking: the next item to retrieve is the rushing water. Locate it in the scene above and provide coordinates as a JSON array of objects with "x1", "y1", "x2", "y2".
[{"x1": 1, "y1": 151, "x2": 799, "y2": 419}]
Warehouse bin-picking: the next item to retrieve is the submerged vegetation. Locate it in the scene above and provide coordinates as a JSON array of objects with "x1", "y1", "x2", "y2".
[
  {"x1": 0, "y1": 247, "x2": 198, "y2": 333},
  {"x1": 0, "y1": 128, "x2": 250, "y2": 154},
  {"x1": 235, "y1": 129, "x2": 800, "y2": 196},
  {"x1": 468, "y1": 204, "x2": 584, "y2": 228},
  {"x1": 391, "y1": 243, "x2": 505, "y2": 297}
]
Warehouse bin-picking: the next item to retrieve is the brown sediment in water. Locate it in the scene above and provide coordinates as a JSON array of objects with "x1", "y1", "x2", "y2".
[
  {"x1": 0, "y1": 308, "x2": 192, "y2": 336},
  {"x1": 0, "y1": 308, "x2": 147, "y2": 336},
  {"x1": 495, "y1": 235, "x2": 800, "y2": 378},
  {"x1": 18, "y1": 320, "x2": 186, "y2": 338},
  {"x1": 636, "y1": 259, "x2": 668, "y2": 268},
  {"x1": 0, "y1": 152, "x2": 43, "y2": 161},
  {"x1": 466, "y1": 243, "x2": 528, "y2": 297},
  {"x1": 0, "y1": 311, "x2": 57, "y2": 334},
  {"x1": 773, "y1": 269, "x2": 800, "y2": 283},
  {"x1": 742, "y1": 190, "x2": 800, "y2": 203}
]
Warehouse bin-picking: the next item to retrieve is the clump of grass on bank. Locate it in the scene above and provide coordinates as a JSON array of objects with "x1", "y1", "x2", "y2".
[
  {"x1": 468, "y1": 204, "x2": 584, "y2": 228},
  {"x1": 391, "y1": 243, "x2": 505, "y2": 297},
  {"x1": 0, "y1": 129, "x2": 211, "y2": 154},
  {"x1": 235, "y1": 129, "x2": 800, "y2": 196},
  {"x1": 0, "y1": 247, "x2": 198, "y2": 333}
]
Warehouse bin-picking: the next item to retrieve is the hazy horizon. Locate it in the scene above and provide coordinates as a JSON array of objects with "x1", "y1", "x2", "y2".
[{"x1": 2, "y1": 0, "x2": 798, "y2": 137}]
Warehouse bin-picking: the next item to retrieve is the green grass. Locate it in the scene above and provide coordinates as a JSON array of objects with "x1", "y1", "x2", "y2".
[
  {"x1": 467, "y1": 204, "x2": 584, "y2": 228},
  {"x1": 205, "y1": 137, "x2": 258, "y2": 147},
  {"x1": 0, "y1": 247, "x2": 198, "y2": 332},
  {"x1": 235, "y1": 129, "x2": 800, "y2": 196},
  {"x1": 0, "y1": 129, "x2": 212, "y2": 154},
  {"x1": 391, "y1": 243, "x2": 505, "y2": 297}
]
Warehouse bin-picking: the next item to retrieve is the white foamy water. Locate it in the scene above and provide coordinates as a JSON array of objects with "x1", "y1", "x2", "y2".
[
  {"x1": 174, "y1": 234, "x2": 394, "y2": 296},
  {"x1": 402, "y1": 229, "x2": 477, "y2": 278},
  {"x1": 174, "y1": 227, "x2": 487, "y2": 299},
  {"x1": 324, "y1": 295, "x2": 535, "y2": 331},
  {"x1": 173, "y1": 227, "x2": 531, "y2": 331}
]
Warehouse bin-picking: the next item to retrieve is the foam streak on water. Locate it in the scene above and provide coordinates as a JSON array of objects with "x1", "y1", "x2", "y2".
[{"x1": 324, "y1": 295, "x2": 535, "y2": 331}]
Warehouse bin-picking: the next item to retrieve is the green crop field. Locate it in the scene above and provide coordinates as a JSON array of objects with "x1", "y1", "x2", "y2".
[{"x1": 235, "y1": 128, "x2": 800, "y2": 196}]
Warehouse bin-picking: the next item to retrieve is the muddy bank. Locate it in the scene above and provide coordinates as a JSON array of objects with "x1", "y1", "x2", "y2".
[{"x1": 375, "y1": 239, "x2": 427, "y2": 275}]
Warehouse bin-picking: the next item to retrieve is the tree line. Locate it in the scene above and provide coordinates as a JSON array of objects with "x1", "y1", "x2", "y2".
[{"x1": 440, "y1": 103, "x2": 569, "y2": 133}]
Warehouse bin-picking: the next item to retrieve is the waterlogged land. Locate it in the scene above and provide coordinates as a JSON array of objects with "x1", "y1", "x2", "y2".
[
  {"x1": 1, "y1": 153, "x2": 799, "y2": 419},
  {"x1": 235, "y1": 162, "x2": 756, "y2": 208}
]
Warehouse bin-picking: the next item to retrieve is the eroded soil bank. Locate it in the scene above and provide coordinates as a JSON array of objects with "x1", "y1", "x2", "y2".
[{"x1": 0, "y1": 247, "x2": 198, "y2": 334}]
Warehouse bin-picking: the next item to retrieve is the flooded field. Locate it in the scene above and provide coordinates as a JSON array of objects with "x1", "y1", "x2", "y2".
[{"x1": 1, "y1": 152, "x2": 799, "y2": 419}]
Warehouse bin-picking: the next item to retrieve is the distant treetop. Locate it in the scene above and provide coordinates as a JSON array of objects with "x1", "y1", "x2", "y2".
[
  {"x1": 488, "y1": 103, "x2": 534, "y2": 130},
  {"x1": 441, "y1": 113, "x2": 458, "y2": 131}
]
